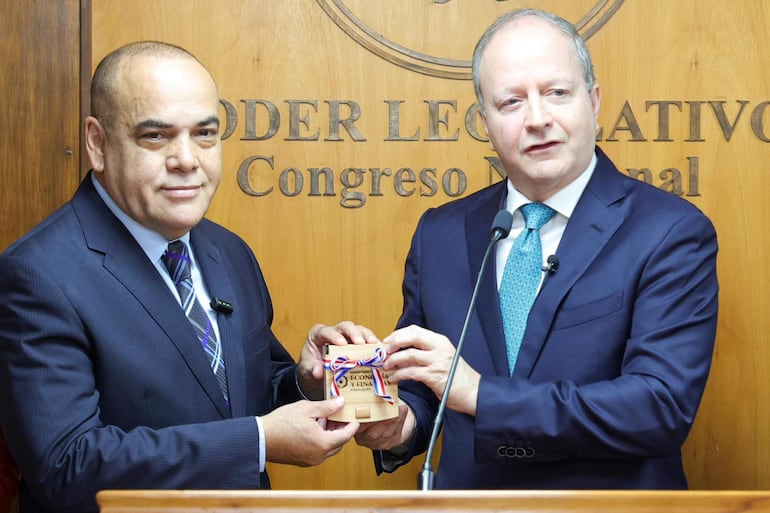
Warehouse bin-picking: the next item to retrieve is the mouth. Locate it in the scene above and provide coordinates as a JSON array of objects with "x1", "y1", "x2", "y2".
[
  {"x1": 524, "y1": 141, "x2": 560, "y2": 154},
  {"x1": 162, "y1": 185, "x2": 202, "y2": 199}
]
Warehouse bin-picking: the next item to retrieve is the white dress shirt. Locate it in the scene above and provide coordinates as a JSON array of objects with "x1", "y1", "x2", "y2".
[{"x1": 495, "y1": 153, "x2": 597, "y2": 291}]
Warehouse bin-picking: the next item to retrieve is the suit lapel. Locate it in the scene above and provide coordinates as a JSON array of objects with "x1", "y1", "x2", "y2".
[
  {"x1": 190, "y1": 230, "x2": 246, "y2": 418},
  {"x1": 466, "y1": 182, "x2": 511, "y2": 376},
  {"x1": 73, "y1": 176, "x2": 231, "y2": 418},
  {"x1": 514, "y1": 150, "x2": 628, "y2": 377}
]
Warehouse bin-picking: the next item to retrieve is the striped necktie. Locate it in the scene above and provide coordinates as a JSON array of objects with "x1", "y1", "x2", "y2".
[{"x1": 162, "y1": 240, "x2": 229, "y2": 406}]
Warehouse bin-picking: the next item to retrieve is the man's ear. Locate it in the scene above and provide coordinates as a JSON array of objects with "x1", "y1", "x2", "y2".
[
  {"x1": 84, "y1": 116, "x2": 106, "y2": 173},
  {"x1": 479, "y1": 110, "x2": 496, "y2": 152},
  {"x1": 591, "y1": 85, "x2": 602, "y2": 120}
]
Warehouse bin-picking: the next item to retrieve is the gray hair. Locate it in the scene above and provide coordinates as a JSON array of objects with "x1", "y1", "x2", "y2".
[{"x1": 472, "y1": 9, "x2": 596, "y2": 114}]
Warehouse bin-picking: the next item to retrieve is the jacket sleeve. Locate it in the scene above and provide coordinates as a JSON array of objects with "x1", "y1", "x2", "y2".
[
  {"x1": 0, "y1": 254, "x2": 265, "y2": 512},
  {"x1": 474, "y1": 210, "x2": 718, "y2": 463},
  {"x1": 374, "y1": 209, "x2": 442, "y2": 472}
]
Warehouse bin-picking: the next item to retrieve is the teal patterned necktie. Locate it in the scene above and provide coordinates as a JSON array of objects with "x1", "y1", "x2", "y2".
[
  {"x1": 162, "y1": 240, "x2": 229, "y2": 407},
  {"x1": 499, "y1": 203, "x2": 556, "y2": 375}
]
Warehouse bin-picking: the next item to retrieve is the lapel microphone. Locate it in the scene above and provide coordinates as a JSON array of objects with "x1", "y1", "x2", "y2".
[
  {"x1": 418, "y1": 209, "x2": 513, "y2": 491},
  {"x1": 210, "y1": 297, "x2": 234, "y2": 314},
  {"x1": 542, "y1": 255, "x2": 559, "y2": 275},
  {"x1": 538, "y1": 255, "x2": 560, "y2": 293}
]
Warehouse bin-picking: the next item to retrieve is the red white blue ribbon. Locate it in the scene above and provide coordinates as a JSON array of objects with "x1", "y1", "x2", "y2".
[{"x1": 324, "y1": 346, "x2": 394, "y2": 404}]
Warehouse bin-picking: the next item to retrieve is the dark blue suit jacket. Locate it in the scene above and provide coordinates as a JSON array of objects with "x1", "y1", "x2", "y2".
[
  {"x1": 0, "y1": 175, "x2": 303, "y2": 513},
  {"x1": 391, "y1": 148, "x2": 718, "y2": 489}
]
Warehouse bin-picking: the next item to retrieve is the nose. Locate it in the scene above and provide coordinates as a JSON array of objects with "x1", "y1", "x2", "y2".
[
  {"x1": 525, "y1": 97, "x2": 552, "y2": 130},
  {"x1": 167, "y1": 135, "x2": 199, "y2": 172}
]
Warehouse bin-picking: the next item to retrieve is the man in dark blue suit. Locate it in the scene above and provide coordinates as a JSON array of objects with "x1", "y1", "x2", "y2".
[
  {"x1": 355, "y1": 9, "x2": 718, "y2": 489},
  {"x1": 0, "y1": 42, "x2": 370, "y2": 513}
]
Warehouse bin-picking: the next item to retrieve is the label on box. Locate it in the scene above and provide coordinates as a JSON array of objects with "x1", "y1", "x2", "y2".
[{"x1": 323, "y1": 343, "x2": 399, "y2": 423}]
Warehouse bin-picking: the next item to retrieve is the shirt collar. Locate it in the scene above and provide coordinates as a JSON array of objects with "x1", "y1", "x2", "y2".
[
  {"x1": 505, "y1": 152, "x2": 597, "y2": 221},
  {"x1": 90, "y1": 173, "x2": 191, "y2": 264}
]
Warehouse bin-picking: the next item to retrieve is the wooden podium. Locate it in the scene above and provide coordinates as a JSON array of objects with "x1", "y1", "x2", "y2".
[{"x1": 97, "y1": 490, "x2": 770, "y2": 513}]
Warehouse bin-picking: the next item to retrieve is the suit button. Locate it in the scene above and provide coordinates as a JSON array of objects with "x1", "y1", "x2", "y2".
[{"x1": 497, "y1": 445, "x2": 536, "y2": 458}]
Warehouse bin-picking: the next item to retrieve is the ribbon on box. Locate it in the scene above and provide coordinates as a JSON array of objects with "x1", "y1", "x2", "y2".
[{"x1": 324, "y1": 346, "x2": 394, "y2": 405}]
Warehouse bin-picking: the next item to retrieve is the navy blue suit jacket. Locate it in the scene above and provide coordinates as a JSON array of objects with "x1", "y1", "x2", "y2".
[
  {"x1": 390, "y1": 148, "x2": 718, "y2": 489},
  {"x1": 0, "y1": 175, "x2": 303, "y2": 513}
]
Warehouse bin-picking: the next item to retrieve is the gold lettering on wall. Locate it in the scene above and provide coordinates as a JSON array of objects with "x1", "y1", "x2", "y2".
[{"x1": 222, "y1": 97, "x2": 768, "y2": 207}]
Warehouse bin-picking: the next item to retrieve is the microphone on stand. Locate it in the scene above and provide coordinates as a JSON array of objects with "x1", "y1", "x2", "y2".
[{"x1": 418, "y1": 209, "x2": 513, "y2": 491}]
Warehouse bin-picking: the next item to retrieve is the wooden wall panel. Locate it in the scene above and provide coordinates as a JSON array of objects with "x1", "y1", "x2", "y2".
[
  {"x1": 0, "y1": 0, "x2": 83, "y2": 251},
  {"x1": 89, "y1": 0, "x2": 770, "y2": 491}
]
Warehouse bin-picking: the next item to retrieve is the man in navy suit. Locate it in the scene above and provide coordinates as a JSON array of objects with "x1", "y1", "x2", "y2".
[
  {"x1": 355, "y1": 9, "x2": 718, "y2": 489},
  {"x1": 0, "y1": 42, "x2": 371, "y2": 513}
]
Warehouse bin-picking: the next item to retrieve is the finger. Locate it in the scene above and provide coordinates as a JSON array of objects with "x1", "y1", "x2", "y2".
[
  {"x1": 385, "y1": 365, "x2": 432, "y2": 387},
  {"x1": 312, "y1": 360, "x2": 326, "y2": 380},
  {"x1": 325, "y1": 419, "x2": 348, "y2": 431},
  {"x1": 334, "y1": 321, "x2": 380, "y2": 345},
  {"x1": 310, "y1": 324, "x2": 348, "y2": 346},
  {"x1": 307, "y1": 323, "x2": 328, "y2": 341},
  {"x1": 359, "y1": 408, "x2": 406, "y2": 440},
  {"x1": 358, "y1": 325, "x2": 381, "y2": 344},
  {"x1": 356, "y1": 421, "x2": 386, "y2": 440},
  {"x1": 384, "y1": 346, "x2": 433, "y2": 370},
  {"x1": 356, "y1": 422, "x2": 378, "y2": 434},
  {"x1": 307, "y1": 396, "x2": 345, "y2": 419},
  {"x1": 325, "y1": 421, "x2": 360, "y2": 449},
  {"x1": 309, "y1": 321, "x2": 370, "y2": 347},
  {"x1": 338, "y1": 421, "x2": 360, "y2": 439},
  {"x1": 354, "y1": 419, "x2": 402, "y2": 450},
  {"x1": 383, "y1": 325, "x2": 433, "y2": 352}
]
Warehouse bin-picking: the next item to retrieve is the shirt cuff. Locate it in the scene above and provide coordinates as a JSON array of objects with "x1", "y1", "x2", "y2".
[
  {"x1": 379, "y1": 443, "x2": 410, "y2": 472},
  {"x1": 255, "y1": 416, "x2": 266, "y2": 472},
  {"x1": 295, "y1": 367, "x2": 311, "y2": 400}
]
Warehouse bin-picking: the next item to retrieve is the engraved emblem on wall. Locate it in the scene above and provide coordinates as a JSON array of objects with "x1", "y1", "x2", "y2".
[{"x1": 315, "y1": 0, "x2": 625, "y2": 79}]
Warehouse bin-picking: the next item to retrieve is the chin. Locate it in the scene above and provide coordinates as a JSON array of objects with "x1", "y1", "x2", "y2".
[{"x1": 529, "y1": 164, "x2": 568, "y2": 180}]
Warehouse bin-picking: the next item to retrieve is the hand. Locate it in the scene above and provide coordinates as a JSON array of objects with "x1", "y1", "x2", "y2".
[
  {"x1": 355, "y1": 402, "x2": 415, "y2": 451},
  {"x1": 383, "y1": 325, "x2": 480, "y2": 416},
  {"x1": 261, "y1": 397, "x2": 359, "y2": 466},
  {"x1": 298, "y1": 321, "x2": 380, "y2": 399}
]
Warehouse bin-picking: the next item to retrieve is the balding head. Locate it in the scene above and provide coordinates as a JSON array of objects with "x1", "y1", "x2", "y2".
[
  {"x1": 472, "y1": 9, "x2": 595, "y2": 115},
  {"x1": 90, "y1": 41, "x2": 216, "y2": 130}
]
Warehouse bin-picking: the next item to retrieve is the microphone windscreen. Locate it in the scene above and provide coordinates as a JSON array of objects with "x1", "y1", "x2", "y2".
[{"x1": 491, "y1": 209, "x2": 514, "y2": 239}]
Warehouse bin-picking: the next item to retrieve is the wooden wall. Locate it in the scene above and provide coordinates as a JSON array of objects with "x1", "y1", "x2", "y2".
[
  {"x1": 3, "y1": 0, "x2": 769, "y2": 493},
  {"x1": 0, "y1": 0, "x2": 83, "y2": 251}
]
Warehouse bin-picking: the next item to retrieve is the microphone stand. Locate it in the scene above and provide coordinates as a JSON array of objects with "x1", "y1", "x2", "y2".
[{"x1": 418, "y1": 210, "x2": 512, "y2": 490}]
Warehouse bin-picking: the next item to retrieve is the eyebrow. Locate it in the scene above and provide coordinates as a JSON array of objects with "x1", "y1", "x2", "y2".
[
  {"x1": 198, "y1": 115, "x2": 220, "y2": 128},
  {"x1": 134, "y1": 120, "x2": 172, "y2": 132},
  {"x1": 134, "y1": 116, "x2": 220, "y2": 132}
]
